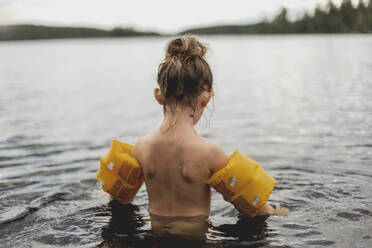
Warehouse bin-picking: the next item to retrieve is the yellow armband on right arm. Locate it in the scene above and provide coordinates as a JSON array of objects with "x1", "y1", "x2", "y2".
[
  {"x1": 207, "y1": 151, "x2": 277, "y2": 217},
  {"x1": 96, "y1": 140, "x2": 144, "y2": 204}
]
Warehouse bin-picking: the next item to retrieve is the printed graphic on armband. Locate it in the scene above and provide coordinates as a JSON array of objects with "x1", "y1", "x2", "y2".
[
  {"x1": 118, "y1": 162, "x2": 132, "y2": 182},
  {"x1": 128, "y1": 168, "x2": 140, "y2": 185},
  {"x1": 118, "y1": 186, "x2": 132, "y2": 200},
  {"x1": 108, "y1": 180, "x2": 123, "y2": 196},
  {"x1": 215, "y1": 181, "x2": 235, "y2": 200}
]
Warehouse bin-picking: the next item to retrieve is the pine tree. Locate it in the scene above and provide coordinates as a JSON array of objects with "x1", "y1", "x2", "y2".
[
  {"x1": 368, "y1": 0, "x2": 372, "y2": 32},
  {"x1": 356, "y1": 0, "x2": 368, "y2": 32},
  {"x1": 357, "y1": 0, "x2": 366, "y2": 12},
  {"x1": 325, "y1": 0, "x2": 341, "y2": 32},
  {"x1": 274, "y1": 7, "x2": 289, "y2": 24},
  {"x1": 273, "y1": 7, "x2": 290, "y2": 33},
  {"x1": 327, "y1": 0, "x2": 338, "y2": 15},
  {"x1": 340, "y1": 0, "x2": 357, "y2": 31},
  {"x1": 314, "y1": 4, "x2": 328, "y2": 32}
]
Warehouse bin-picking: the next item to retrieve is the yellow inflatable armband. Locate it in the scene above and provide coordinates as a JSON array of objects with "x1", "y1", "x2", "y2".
[
  {"x1": 207, "y1": 151, "x2": 277, "y2": 217},
  {"x1": 96, "y1": 139, "x2": 144, "y2": 204}
]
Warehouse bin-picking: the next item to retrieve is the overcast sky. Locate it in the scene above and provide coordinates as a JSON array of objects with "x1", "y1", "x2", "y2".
[{"x1": 0, "y1": 0, "x2": 361, "y2": 33}]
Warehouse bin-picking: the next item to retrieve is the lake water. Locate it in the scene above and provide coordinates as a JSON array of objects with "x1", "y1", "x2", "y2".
[{"x1": 0, "y1": 35, "x2": 371, "y2": 248}]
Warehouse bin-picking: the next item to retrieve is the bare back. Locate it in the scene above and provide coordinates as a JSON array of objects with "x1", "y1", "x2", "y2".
[{"x1": 131, "y1": 127, "x2": 229, "y2": 217}]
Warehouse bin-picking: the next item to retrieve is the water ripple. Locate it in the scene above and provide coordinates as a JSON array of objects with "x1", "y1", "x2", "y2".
[{"x1": 0, "y1": 35, "x2": 371, "y2": 247}]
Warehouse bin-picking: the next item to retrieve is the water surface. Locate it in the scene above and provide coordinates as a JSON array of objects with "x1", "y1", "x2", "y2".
[{"x1": 0, "y1": 35, "x2": 371, "y2": 247}]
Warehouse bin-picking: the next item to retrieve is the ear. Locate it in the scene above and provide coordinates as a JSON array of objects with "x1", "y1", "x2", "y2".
[
  {"x1": 154, "y1": 88, "x2": 163, "y2": 105},
  {"x1": 200, "y1": 90, "x2": 213, "y2": 108}
]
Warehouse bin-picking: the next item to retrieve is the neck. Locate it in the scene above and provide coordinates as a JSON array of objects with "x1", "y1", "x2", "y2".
[{"x1": 160, "y1": 105, "x2": 196, "y2": 132}]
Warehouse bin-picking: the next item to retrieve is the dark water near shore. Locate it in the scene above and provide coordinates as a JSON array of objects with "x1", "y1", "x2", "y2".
[{"x1": 0, "y1": 35, "x2": 371, "y2": 247}]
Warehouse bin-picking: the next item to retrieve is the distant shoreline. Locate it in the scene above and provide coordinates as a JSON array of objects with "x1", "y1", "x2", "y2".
[
  {"x1": 0, "y1": 25, "x2": 163, "y2": 41},
  {"x1": 1, "y1": 0, "x2": 371, "y2": 41},
  {"x1": 0, "y1": 24, "x2": 370, "y2": 42},
  {"x1": 0, "y1": 25, "x2": 370, "y2": 42}
]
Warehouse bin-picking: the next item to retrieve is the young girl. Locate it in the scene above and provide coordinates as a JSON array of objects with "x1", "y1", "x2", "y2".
[{"x1": 131, "y1": 36, "x2": 287, "y2": 239}]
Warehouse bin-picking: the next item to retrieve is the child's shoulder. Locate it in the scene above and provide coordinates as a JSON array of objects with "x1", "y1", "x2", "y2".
[
  {"x1": 131, "y1": 134, "x2": 152, "y2": 161},
  {"x1": 199, "y1": 137, "x2": 224, "y2": 154},
  {"x1": 199, "y1": 137, "x2": 230, "y2": 173}
]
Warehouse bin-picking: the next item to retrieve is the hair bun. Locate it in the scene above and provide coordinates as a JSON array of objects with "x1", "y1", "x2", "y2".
[{"x1": 166, "y1": 36, "x2": 207, "y2": 58}]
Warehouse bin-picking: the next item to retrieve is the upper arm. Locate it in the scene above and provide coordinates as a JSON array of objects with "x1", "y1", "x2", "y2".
[
  {"x1": 131, "y1": 136, "x2": 146, "y2": 164},
  {"x1": 206, "y1": 142, "x2": 230, "y2": 174}
]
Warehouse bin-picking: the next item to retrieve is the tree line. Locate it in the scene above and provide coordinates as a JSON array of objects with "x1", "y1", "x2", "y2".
[
  {"x1": 0, "y1": 25, "x2": 160, "y2": 41},
  {"x1": 1, "y1": 0, "x2": 371, "y2": 41},
  {"x1": 270, "y1": 0, "x2": 372, "y2": 33},
  {"x1": 181, "y1": 0, "x2": 372, "y2": 34}
]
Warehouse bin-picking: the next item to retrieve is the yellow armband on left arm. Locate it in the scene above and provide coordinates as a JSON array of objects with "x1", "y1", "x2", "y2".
[
  {"x1": 207, "y1": 151, "x2": 277, "y2": 217},
  {"x1": 96, "y1": 140, "x2": 144, "y2": 204}
]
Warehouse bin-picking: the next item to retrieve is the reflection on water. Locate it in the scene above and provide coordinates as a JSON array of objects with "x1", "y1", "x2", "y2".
[
  {"x1": 98, "y1": 201, "x2": 146, "y2": 247},
  {"x1": 215, "y1": 216, "x2": 271, "y2": 242},
  {"x1": 98, "y1": 201, "x2": 208, "y2": 248},
  {"x1": 98, "y1": 200, "x2": 273, "y2": 248},
  {"x1": 0, "y1": 35, "x2": 371, "y2": 247}
]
